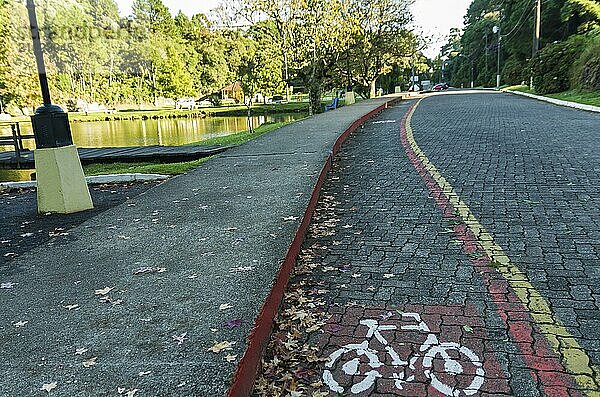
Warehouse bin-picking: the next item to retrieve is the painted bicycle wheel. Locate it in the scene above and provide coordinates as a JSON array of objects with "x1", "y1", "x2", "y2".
[
  {"x1": 323, "y1": 340, "x2": 383, "y2": 394},
  {"x1": 422, "y1": 342, "x2": 485, "y2": 397}
]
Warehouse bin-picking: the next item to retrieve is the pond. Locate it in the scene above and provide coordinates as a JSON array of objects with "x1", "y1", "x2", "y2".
[{"x1": 0, "y1": 113, "x2": 306, "y2": 182}]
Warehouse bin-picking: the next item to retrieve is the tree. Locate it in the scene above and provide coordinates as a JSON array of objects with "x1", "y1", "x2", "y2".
[
  {"x1": 345, "y1": 0, "x2": 414, "y2": 98},
  {"x1": 445, "y1": 0, "x2": 599, "y2": 88},
  {"x1": 0, "y1": 0, "x2": 40, "y2": 110},
  {"x1": 239, "y1": 21, "x2": 285, "y2": 104}
]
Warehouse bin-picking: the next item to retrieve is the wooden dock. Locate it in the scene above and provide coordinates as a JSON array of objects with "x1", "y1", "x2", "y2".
[{"x1": 0, "y1": 145, "x2": 228, "y2": 169}]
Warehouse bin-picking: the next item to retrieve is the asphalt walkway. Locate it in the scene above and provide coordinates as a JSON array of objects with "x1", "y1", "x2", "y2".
[
  {"x1": 0, "y1": 97, "x2": 396, "y2": 397},
  {"x1": 253, "y1": 91, "x2": 600, "y2": 397}
]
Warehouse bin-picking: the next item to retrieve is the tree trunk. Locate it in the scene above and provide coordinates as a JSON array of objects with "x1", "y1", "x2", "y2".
[
  {"x1": 370, "y1": 79, "x2": 377, "y2": 98},
  {"x1": 308, "y1": 47, "x2": 322, "y2": 116},
  {"x1": 246, "y1": 96, "x2": 253, "y2": 133},
  {"x1": 308, "y1": 82, "x2": 322, "y2": 116}
]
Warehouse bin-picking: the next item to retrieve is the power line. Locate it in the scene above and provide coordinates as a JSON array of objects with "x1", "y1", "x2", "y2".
[{"x1": 501, "y1": 1, "x2": 536, "y2": 40}]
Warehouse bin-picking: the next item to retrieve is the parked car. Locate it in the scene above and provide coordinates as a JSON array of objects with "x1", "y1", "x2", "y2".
[
  {"x1": 433, "y1": 83, "x2": 449, "y2": 91},
  {"x1": 196, "y1": 99, "x2": 213, "y2": 108},
  {"x1": 176, "y1": 98, "x2": 197, "y2": 110},
  {"x1": 269, "y1": 95, "x2": 287, "y2": 104}
]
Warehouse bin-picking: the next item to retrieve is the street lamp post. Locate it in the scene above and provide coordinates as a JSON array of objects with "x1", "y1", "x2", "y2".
[
  {"x1": 26, "y1": 0, "x2": 93, "y2": 214},
  {"x1": 470, "y1": 58, "x2": 474, "y2": 88},
  {"x1": 493, "y1": 25, "x2": 501, "y2": 89}
]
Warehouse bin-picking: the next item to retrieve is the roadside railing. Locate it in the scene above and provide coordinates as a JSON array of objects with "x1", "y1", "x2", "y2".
[{"x1": 0, "y1": 122, "x2": 35, "y2": 168}]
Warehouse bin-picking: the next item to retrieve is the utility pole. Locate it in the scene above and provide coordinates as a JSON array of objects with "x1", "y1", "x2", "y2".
[
  {"x1": 493, "y1": 26, "x2": 501, "y2": 89},
  {"x1": 531, "y1": 0, "x2": 542, "y2": 89},
  {"x1": 471, "y1": 57, "x2": 475, "y2": 88},
  {"x1": 532, "y1": 0, "x2": 541, "y2": 58},
  {"x1": 484, "y1": 34, "x2": 489, "y2": 84}
]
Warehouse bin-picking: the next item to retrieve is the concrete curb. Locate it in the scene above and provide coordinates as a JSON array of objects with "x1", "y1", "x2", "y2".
[
  {"x1": 226, "y1": 97, "x2": 402, "y2": 397},
  {"x1": 503, "y1": 89, "x2": 600, "y2": 113},
  {"x1": 0, "y1": 173, "x2": 170, "y2": 191}
]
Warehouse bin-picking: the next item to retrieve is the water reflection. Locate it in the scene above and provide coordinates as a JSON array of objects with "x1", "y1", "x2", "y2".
[
  {"x1": 0, "y1": 113, "x2": 305, "y2": 182},
  {"x1": 1, "y1": 113, "x2": 304, "y2": 150}
]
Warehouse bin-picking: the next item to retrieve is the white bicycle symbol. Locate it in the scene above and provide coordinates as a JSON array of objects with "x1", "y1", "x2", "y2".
[{"x1": 322, "y1": 312, "x2": 485, "y2": 396}]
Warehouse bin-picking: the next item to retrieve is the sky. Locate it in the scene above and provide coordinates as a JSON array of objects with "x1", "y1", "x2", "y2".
[{"x1": 115, "y1": 0, "x2": 471, "y2": 58}]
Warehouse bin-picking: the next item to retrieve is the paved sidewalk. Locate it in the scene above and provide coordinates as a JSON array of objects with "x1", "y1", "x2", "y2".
[
  {"x1": 0, "y1": 97, "x2": 395, "y2": 397},
  {"x1": 254, "y1": 92, "x2": 599, "y2": 396}
]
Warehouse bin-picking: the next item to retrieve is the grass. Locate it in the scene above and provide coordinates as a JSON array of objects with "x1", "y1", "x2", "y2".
[
  {"x1": 188, "y1": 119, "x2": 301, "y2": 147},
  {"x1": 545, "y1": 90, "x2": 600, "y2": 107},
  {"x1": 82, "y1": 118, "x2": 303, "y2": 176},
  {"x1": 504, "y1": 84, "x2": 532, "y2": 93},
  {"x1": 505, "y1": 85, "x2": 600, "y2": 107},
  {"x1": 83, "y1": 156, "x2": 214, "y2": 176}
]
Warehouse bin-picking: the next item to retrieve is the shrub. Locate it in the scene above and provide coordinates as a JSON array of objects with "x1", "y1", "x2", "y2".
[
  {"x1": 502, "y1": 58, "x2": 529, "y2": 85},
  {"x1": 530, "y1": 34, "x2": 590, "y2": 94},
  {"x1": 571, "y1": 31, "x2": 600, "y2": 90}
]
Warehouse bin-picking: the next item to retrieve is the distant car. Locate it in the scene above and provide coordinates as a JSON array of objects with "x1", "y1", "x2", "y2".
[
  {"x1": 176, "y1": 98, "x2": 197, "y2": 110},
  {"x1": 269, "y1": 95, "x2": 286, "y2": 104},
  {"x1": 196, "y1": 99, "x2": 213, "y2": 108},
  {"x1": 433, "y1": 83, "x2": 449, "y2": 91}
]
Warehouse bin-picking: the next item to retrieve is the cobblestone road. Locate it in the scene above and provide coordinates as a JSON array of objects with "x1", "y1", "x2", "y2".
[{"x1": 254, "y1": 92, "x2": 600, "y2": 397}]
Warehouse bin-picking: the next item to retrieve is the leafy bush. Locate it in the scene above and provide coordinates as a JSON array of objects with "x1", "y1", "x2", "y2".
[
  {"x1": 530, "y1": 35, "x2": 590, "y2": 94},
  {"x1": 502, "y1": 58, "x2": 528, "y2": 85},
  {"x1": 571, "y1": 31, "x2": 600, "y2": 90}
]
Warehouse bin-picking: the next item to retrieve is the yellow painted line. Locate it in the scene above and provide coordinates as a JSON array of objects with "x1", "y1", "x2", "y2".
[{"x1": 405, "y1": 99, "x2": 600, "y2": 395}]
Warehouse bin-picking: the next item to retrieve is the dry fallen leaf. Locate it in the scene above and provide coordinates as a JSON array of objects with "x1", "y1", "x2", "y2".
[
  {"x1": 172, "y1": 332, "x2": 188, "y2": 345},
  {"x1": 133, "y1": 267, "x2": 167, "y2": 275},
  {"x1": 208, "y1": 340, "x2": 236, "y2": 353},
  {"x1": 229, "y1": 266, "x2": 254, "y2": 273},
  {"x1": 94, "y1": 287, "x2": 114, "y2": 296},
  {"x1": 126, "y1": 389, "x2": 139, "y2": 397},
  {"x1": 224, "y1": 354, "x2": 237, "y2": 362},
  {"x1": 82, "y1": 357, "x2": 97, "y2": 368},
  {"x1": 224, "y1": 319, "x2": 242, "y2": 329},
  {"x1": 40, "y1": 382, "x2": 57, "y2": 392}
]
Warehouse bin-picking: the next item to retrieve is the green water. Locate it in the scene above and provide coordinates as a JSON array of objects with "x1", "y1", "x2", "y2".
[{"x1": 0, "y1": 113, "x2": 305, "y2": 182}]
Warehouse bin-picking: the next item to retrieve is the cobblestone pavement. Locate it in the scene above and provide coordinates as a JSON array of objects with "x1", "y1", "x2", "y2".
[
  {"x1": 253, "y1": 92, "x2": 600, "y2": 397},
  {"x1": 0, "y1": 98, "x2": 396, "y2": 397}
]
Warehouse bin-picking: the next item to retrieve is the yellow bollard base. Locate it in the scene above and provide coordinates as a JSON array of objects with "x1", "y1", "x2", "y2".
[{"x1": 35, "y1": 145, "x2": 94, "y2": 214}]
